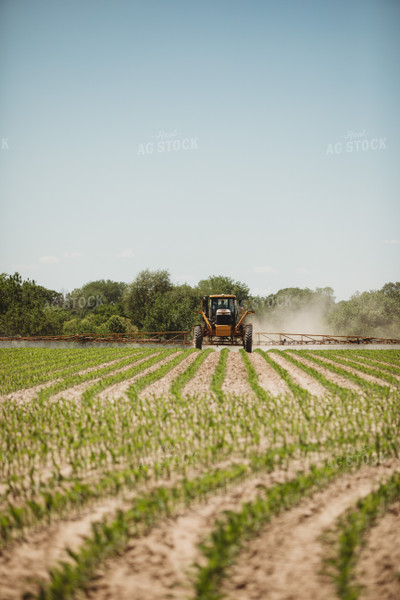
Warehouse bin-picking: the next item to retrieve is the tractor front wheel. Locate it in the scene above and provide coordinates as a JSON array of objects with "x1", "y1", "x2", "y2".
[
  {"x1": 194, "y1": 325, "x2": 203, "y2": 350},
  {"x1": 244, "y1": 324, "x2": 253, "y2": 353}
]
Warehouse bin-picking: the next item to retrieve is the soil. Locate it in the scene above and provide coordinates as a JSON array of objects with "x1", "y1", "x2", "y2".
[
  {"x1": 312, "y1": 354, "x2": 393, "y2": 388},
  {"x1": 0, "y1": 379, "x2": 62, "y2": 404},
  {"x1": 96, "y1": 352, "x2": 180, "y2": 402},
  {"x1": 249, "y1": 352, "x2": 291, "y2": 397},
  {"x1": 286, "y1": 352, "x2": 361, "y2": 391},
  {"x1": 85, "y1": 457, "x2": 323, "y2": 600},
  {"x1": 139, "y1": 351, "x2": 199, "y2": 399},
  {"x1": 0, "y1": 497, "x2": 124, "y2": 600},
  {"x1": 269, "y1": 351, "x2": 328, "y2": 397},
  {"x1": 49, "y1": 352, "x2": 161, "y2": 402},
  {"x1": 183, "y1": 351, "x2": 220, "y2": 397},
  {"x1": 356, "y1": 500, "x2": 400, "y2": 600},
  {"x1": 223, "y1": 459, "x2": 400, "y2": 600},
  {"x1": 222, "y1": 351, "x2": 254, "y2": 397}
]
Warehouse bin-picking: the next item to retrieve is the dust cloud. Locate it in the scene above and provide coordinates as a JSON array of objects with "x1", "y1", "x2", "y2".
[{"x1": 249, "y1": 297, "x2": 331, "y2": 334}]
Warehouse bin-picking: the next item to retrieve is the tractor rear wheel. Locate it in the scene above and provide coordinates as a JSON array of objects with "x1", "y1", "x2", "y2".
[
  {"x1": 244, "y1": 324, "x2": 253, "y2": 353},
  {"x1": 194, "y1": 325, "x2": 203, "y2": 350}
]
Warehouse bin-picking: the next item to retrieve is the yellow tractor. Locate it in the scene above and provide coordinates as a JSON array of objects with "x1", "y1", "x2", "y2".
[{"x1": 194, "y1": 294, "x2": 254, "y2": 352}]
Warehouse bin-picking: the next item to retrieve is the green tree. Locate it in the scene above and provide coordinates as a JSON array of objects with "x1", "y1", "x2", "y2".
[
  {"x1": 69, "y1": 280, "x2": 127, "y2": 316},
  {"x1": 196, "y1": 275, "x2": 250, "y2": 303},
  {"x1": 326, "y1": 283, "x2": 400, "y2": 337},
  {"x1": 123, "y1": 269, "x2": 173, "y2": 329},
  {"x1": 106, "y1": 315, "x2": 127, "y2": 333},
  {"x1": 143, "y1": 285, "x2": 199, "y2": 331},
  {"x1": 0, "y1": 273, "x2": 66, "y2": 335}
]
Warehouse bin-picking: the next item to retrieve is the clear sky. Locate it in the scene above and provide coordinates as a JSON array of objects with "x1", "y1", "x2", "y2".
[{"x1": 1, "y1": 0, "x2": 399, "y2": 300}]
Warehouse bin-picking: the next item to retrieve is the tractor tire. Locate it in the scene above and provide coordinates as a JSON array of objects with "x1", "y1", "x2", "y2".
[
  {"x1": 194, "y1": 325, "x2": 203, "y2": 350},
  {"x1": 244, "y1": 324, "x2": 253, "y2": 353}
]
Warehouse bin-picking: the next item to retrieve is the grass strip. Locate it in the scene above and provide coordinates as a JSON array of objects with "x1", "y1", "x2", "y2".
[
  {"x1": 210, "y1": 349, "x2": 229, "y2": 401},
  {"x1": 0, "y1": 440, "x2": 299, "y2": 547},
  {"x1": 325, "y1": 471, "x2": 400, "y2": 600},
  {"x1": 0, "y1": 461, "x2": 157, "y2": 546},
  {"x1": 171, "y1": 349, "x2": 213, "y2": 398}
]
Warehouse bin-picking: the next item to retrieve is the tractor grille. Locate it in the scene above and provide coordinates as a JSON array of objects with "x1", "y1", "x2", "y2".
[{"x1": 216, "y1": 314, "x2": 231, "y2": 325}]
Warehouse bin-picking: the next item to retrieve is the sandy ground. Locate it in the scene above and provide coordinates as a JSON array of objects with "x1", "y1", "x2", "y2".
[
  {"x1": 311, "y1": 353, "x2": 393, "y2": 388},
  {"x1": 0, "y1": 379, "x2": 62, "y2": 404},
  {"x1": 249, "y1": 352, "x2": 291, "y2": 397},
  {"x1": 356, "y1": 500, "x2": 400, "y2": 600},
  {"x1": 139, "y1": 351, "x2": 199, "y2": 399},
  {"x1": 268, "y1": 351, "x2": 328, "y2": 397},
  {"x1": 222, "y1": 352, "x2": 254, "y2": 396},
  {"x1": 0, "y1": 467, "x2": 195, "y2": 600},
  {"x1": 49, "y1": 352, "x2": 160, "y2": 402},
  {"x1": 0, "y1": 496, "x2": 124, "y2": 600},
  {"x1": 286, "y1": 352, "x2": 361, "y2": 391},
  {"x1": 329, "y1": 353, "x2": 400, "y2": 381},
  {"x1": 96, "y1": 352, "x2": 180, "y2": 401},
  {"x1": 76, "y1": 354, "x2": 139, "y2": 375},
  {"x1": 223, "y1": 459, "x2": 400, "y2": 600},
  {"x1": 0, "y1": 354, "x2": 148, "y2": 405},
  {"x1": 2, "y1": 348, "x2": 399, "y2": 600},
  {"x1": 347, "y1": 353, "x2": 400, "y2": 370},
  {"x1": 182, "y1": 351, "x2": 220, "y2": 397},
  {"x1": 85, "y1": 456, "x2": 323, "y2": 600}
]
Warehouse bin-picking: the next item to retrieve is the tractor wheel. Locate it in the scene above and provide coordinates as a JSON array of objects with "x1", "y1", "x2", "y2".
[
  {"x1": 194, "y1": 325, "x2": 203, "y2": 350},
  {"x1": 244, "y1": 324, "x2": 253, "y2": 353}
]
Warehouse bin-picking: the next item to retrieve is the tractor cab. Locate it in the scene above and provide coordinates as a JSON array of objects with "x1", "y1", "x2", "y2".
[{"x1": 209, "y1": 296, "x2": 237, "y2": 324}]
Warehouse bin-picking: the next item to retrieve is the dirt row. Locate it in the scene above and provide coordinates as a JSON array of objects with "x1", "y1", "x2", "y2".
[
  {"x1": 4, "y1": 349, "x2": 394, "y2": 406},
  {"x1": 86, "y1": 458, "x2": 317, "y2": 600},
  {"x1": 183, "y1": 351, "x2": 220, "y2": 397},
  {"x1": 357, "y1": 500, "x2": 400, "y2": 600},
  {"x1": 224, "y1": 459, "x2": 400, "y2": 600},
  {"x1": 309, "y1": 353, "x2": 394, "y2": 388},
  {"x1": 0, "y1": 352, "x2": 156, "y2": 405},
  {"x1": 139, "y1": 351, "x2": 199, "y2": 399},
  {"x1": 4, "y1": 457, "x2": 398, "y2": 600},
  {"x1": 0, "y1": 453, "x2": 316, "y2": 600}
]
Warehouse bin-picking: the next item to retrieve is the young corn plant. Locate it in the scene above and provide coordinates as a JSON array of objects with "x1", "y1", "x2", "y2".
[{"x1": 324, "y1": 471, "x2": 400, "y2": 600}]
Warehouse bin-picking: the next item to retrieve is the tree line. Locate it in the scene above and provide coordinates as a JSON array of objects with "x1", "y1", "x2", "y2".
[{"x1": 0, "y1": 271, "x2": 399, "y2": 338}]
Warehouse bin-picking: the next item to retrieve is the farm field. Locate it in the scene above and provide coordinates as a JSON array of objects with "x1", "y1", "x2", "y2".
[{"x1": 0, "y1": 347, "x2": 400, "y2": 600}]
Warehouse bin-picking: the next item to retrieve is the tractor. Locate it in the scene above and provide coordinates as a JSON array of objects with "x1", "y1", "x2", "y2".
[{"x1": 193, "y1": 294, "x2": 254, "y2": 352}]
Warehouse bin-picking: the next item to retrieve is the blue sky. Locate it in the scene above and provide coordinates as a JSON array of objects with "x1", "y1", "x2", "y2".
[{"x1": 1, "y1": 0, "x2": 399, "y2": 300}]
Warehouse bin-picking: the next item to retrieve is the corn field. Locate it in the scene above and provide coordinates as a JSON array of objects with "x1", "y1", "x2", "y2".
[{"x1": 1, "y1": 347, "x2": 400, "y2": 600}]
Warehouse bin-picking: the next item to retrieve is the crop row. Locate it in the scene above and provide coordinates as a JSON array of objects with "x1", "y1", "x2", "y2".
[
  {"x1": 0, "y1": 347, "x2": 141, "y2": 394},
  {"x1": 0, "y1": 348, "x2": 399, "y2": 600}
]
